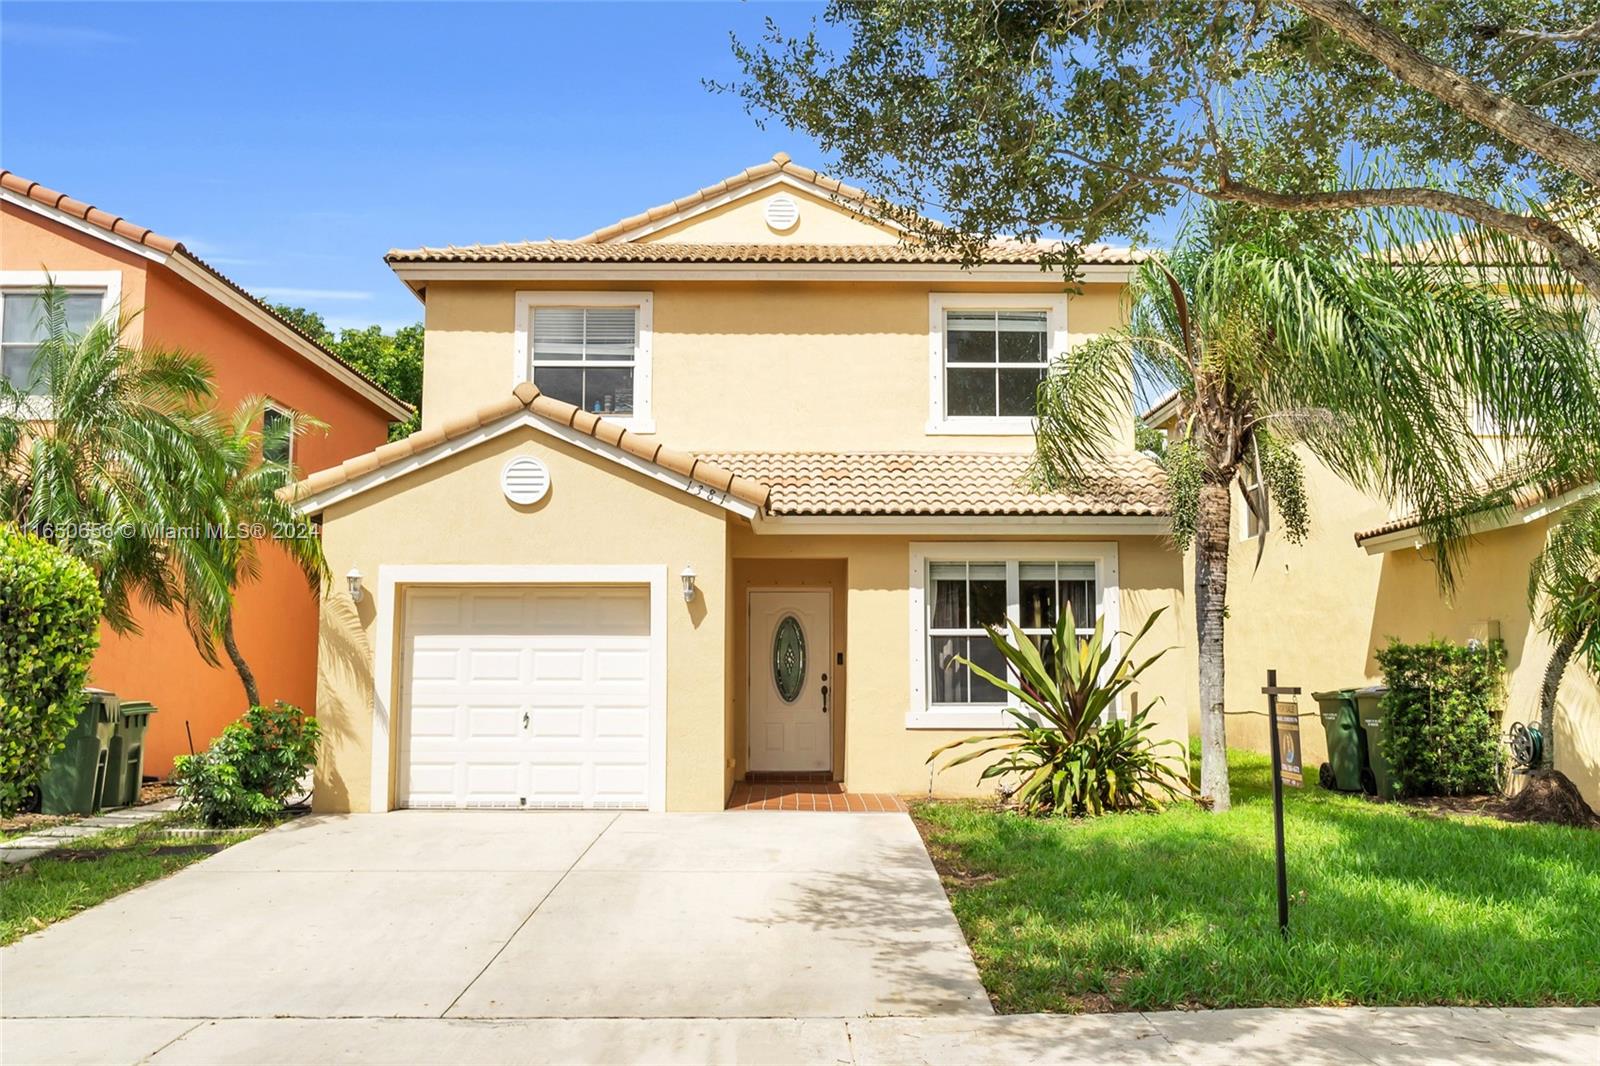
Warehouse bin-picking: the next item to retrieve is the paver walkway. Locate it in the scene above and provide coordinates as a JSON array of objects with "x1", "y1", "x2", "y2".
[{"x1": 0, "y1": 798, "x2": 179, "y2": 864}]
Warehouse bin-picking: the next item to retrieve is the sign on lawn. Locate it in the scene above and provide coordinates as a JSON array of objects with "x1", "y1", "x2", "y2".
[{"x1": 1277, "y1": 701, "x2": 1302, "y2": 788}]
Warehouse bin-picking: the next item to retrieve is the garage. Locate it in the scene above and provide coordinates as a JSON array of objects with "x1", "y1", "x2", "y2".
[{"x1": 399, "y1": 584, "x2": 658, "y2": 809}]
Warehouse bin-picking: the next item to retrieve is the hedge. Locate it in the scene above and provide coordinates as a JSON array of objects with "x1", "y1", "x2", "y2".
[
  {"x1": 1376, "y1": 637, "x2": 1505, "y2": 797},
  {"x1": 0, "y1": 525, "x2": 104, "y2": 815}
]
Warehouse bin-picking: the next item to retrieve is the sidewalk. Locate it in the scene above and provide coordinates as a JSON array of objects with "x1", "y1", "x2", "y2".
[
  {"x1": 0, "y1": 798, "x2": 180, "y2": 865},
  {"x1": 3, "y1": 1007, "x2": 1594, "y2": 1064}
]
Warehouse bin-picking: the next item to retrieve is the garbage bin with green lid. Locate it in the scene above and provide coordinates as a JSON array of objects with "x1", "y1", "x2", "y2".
[
  {"x1": 1312, "y1": 690, "x2": 1368, "y2": 793},
  {"x1": 1353, "y1": 685, "x2": 1398, "y2": 799},
  {"x1": 100, "y1": 700, "x2": 157, "y2": 809},
  {"x1": 40, "y1": 689, "x2": 119, "y2": 815}
]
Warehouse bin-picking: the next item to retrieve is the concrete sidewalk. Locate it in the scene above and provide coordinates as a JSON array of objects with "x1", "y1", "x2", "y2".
[{"x1": 2, "y1": 1007, "x2": 1594, "y2": 1064}]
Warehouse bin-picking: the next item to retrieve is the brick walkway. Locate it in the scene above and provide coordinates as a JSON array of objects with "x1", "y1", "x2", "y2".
[
  {"x1": 726, "y1": 780, "x2": 908, "y2": 812},
  {"x1": 0, "y1": 798, "x2": 180, "y2": 865}
]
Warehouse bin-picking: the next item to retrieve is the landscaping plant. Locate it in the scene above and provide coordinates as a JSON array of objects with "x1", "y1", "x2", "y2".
[
  {"x1": 1527, "y1": 496, "x2": 1600, "y2": 761},
  {"x1": 1377, "y1": 638, "x2": 1505, "y2": 797},
  {"x1": 0, "y1": 526, "x2": 104, "y2": 815},
  {"x1": 173, "y1": 702, "x2": 320, "y2": 827},
  {"x1": 929, "y1": 607, "x2": 1191, "y2": 816}
]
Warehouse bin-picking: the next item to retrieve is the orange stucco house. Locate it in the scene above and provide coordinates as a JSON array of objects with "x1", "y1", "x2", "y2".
[{"x1": 1, "y1": 170, "x2": 412, "y2": 774}]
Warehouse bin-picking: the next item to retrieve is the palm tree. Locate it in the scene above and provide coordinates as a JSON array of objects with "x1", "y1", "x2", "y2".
[
  {"x1": 0, "y1": 285, "x2": 218, "y2": 632},
  {"x1": 1528, "y1": 497, "x2": 1600, "y2": 761},
  {"x1": 1031, "y1": 208, "x2": 1598, "y2": 811},
  {"x1": 171, "y1": 399, "x2": 328, "y2": 708}
]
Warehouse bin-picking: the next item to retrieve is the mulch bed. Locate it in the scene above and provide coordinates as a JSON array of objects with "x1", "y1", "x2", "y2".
[
  {"x1": 2, "y1": 779, "x2": 175, "y2": 838},
  {"x1": 1400, "y1": 771, "x2": 1598, "y2": 830}
]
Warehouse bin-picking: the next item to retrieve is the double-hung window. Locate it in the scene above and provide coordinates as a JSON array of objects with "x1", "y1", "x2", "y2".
[
  {"x1": 262, "y1": 403, "x2": 294, "y2": 466},
  {"x1": 515, "y1": 291, "x2": 653, "y2": 431},
  {"x1": 928, "y1": 293, "x2": 1068, "y2": 434},
  {"x1": 0, "y1": 283, "x2": 112, "y2": 396},
  {"x1": 911, "y1": 543, "x2": 1118, "y2": 728}
]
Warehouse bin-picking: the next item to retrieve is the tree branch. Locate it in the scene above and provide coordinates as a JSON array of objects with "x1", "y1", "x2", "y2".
[{"x1": 1288, "y1": 0, "x2": 1600, "y2": 189}]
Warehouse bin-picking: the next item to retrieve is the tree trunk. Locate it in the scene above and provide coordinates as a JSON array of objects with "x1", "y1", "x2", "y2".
[
  {"x1": 221, "y1": 610, "x2": 262, "y2": 709},
  {"x1": 1537, "y1": 625, "x2": 1583, "y2": 766},
  {"x1": 1195, "y1": 479, "x2": 1233, "y2": 812}
]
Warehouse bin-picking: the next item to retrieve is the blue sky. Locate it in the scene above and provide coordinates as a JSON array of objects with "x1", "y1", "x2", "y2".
[{"x1": 2, "y1": 2, "x2": 862, "y2": 331}]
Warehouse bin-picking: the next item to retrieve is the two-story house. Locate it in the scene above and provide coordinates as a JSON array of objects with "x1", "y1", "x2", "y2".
[
  {"x1": 1, "y1": 169, "x2": 412, "y2": 774},
  {"x1": 293, "y1": 155, "x2": 1191, "y2": 813}
]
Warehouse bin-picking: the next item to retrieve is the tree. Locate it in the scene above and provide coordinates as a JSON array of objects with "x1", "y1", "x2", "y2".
[
  {"x1": 268, "y1": 305, "x2": 424, "y2": 438},
  {"x1": 1527, "y1": 496, "x2": 1600, "y2": 760},
  {"x1": 725, "y1": 0, "x2": 1600, "y2": 288},
  {"x1": 170, "y1": 399, "x2": 328, "y2": 708},
  {"x1": 0, "y1": 287, "x2": 219, "y2": 632},
  {"x1": 1028, "y1": 206, "x2": 1596, "y2": 809},
  {"x1": 269, "y1": 304, "x2": 334, "y2": 347}
]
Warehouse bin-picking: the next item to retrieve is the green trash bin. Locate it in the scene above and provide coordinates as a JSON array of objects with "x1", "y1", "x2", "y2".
[
  {"x1": 1353, "y1": 685, "x2": 1398, "y2": 799},
  {"x1": 1312, "y1": 689, "x2": 1368, "y2": 793},
  {"x1": 100, "y1": 700, "x2": 158, "y2": 809},
  {"x1": 40, "y1": 689, "x2": 119, "y2": 815}
]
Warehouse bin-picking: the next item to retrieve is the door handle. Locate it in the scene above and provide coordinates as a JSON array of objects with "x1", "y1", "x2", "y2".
[
  {"x1": 821, "y1": 684, "x2": 829, "y2": 715},
  {"x1": 523, "y1": 711, "x2": 530, "y2": 729}
]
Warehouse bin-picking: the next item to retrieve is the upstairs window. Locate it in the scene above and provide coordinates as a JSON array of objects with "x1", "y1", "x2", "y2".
[
  {"x1": 1, "y1": 290, "x2": 104, "y2": 395},
  {"x1": 262, "y1": 403, "x2": 294, "y2": 466},
  {"x1": 928, "y1": 293, "x2": 1067, "y2": 435},
  {"x1": 516, "y1": 292, "x2": 653, "y2": 431}
]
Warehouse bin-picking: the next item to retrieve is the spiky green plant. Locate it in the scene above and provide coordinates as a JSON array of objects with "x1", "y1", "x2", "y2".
[
  {"x1": 928, "y1": 607, "x2": 1191, "y2": 817},
  {"x1": 1527, "y1": 495, "x2": 1600, "y2": 761}
]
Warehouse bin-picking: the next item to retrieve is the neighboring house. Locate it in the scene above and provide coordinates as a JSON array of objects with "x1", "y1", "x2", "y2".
[
  {"x1": 291, "y1": 153, "x2": 1193, "y2": 813},
  {"x1": 1, "y1": 170, "x2": 412, "y2": 775},
  {"x1": 1144, "y1": 391, "x2": 1600, "y2": 806}
]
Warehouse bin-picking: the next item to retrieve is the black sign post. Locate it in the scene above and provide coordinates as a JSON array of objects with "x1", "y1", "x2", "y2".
[{"x1": 1263, "y1": 669, "x2": 1301, "y2": 939}]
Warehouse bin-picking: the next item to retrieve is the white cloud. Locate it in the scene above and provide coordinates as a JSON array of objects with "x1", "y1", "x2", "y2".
[
  {"x1": 250, "y1": 287, "x2": 372, "y2": 301},
  {"x1": 0, "y1": 22, "x2": 130, "y2": 47}
]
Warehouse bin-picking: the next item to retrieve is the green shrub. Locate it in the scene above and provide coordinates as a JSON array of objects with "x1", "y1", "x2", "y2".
[
  {"x1": 929, "y1": 607, "x2": 1192, "y2": 816},
  {"x1": 173, "y1": 702, "x2": 320, "y2": 827},
  {"x1": 1376, "y1": 637, "x2": 1505, "y2": 797},
  {"x1": 0, "y1": 525, "x2": 103, "y2": 815}
]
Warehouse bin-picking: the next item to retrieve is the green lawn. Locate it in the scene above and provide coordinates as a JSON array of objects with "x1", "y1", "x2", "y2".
[
  {"x1": 0, "y1": 818, "x2": 260, "y2": 945},
  {"x1": 913, "y1": 750, "x2": 1600, "y2": 1013}
]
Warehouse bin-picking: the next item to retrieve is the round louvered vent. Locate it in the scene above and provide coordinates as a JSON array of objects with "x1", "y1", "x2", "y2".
[
  {"x1": 765, "y1": 195, "x2": 800, "y2": 233},
  {"x1": 501, "y1": 455, "x2": 550, "y2": 505}
]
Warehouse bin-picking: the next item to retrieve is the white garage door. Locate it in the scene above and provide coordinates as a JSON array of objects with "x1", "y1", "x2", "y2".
[{"x1": 400, "y1": 585, "x2": 655, "y2": 809}]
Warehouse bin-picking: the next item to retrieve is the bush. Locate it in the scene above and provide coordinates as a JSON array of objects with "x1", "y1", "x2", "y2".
[
  {"x1": 1376, "y1": 637, "x2": 1505, "y2": 797},
  {"x1": 0, "y1": 525, "x2": 103, "y2": 815},
  {"x1": 173, "y1": 702, "x2": 320, "y2": 827},
  {"x1": 929, "y1": 606, "x2": 1192, "y2": 816}
]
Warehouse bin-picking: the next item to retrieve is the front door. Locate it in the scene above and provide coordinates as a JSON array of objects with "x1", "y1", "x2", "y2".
[{"x1": 747, "y1": 589, "x2": 832, "y2": 772}]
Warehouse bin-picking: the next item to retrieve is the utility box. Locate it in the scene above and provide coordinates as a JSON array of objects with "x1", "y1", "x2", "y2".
[
  {"x1": 1312, "y1": 690, "x2": 1368, "y2": 793},
  {"x1": 40, "y1": 690, "x2": 119, "y2": 815}
]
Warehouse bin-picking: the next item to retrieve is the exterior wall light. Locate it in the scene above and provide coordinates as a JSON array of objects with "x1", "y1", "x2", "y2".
[
  {"x1": 680, "y1": 564, "x2": 697, "y2": 603},
  {"x1": 346, "y1": 567, "x2": 364, "y2": 604}
]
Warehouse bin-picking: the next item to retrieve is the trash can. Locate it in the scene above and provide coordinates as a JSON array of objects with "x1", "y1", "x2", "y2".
[
  {"x1": 100, "y1": 700, "x2": 157, "y2": 809},
  {"x1": 1312, "y1": 690, "x2": 1368, "y2": 793},
  {"x1": 40, "y1": 689, "x2": 119, "y2": 815},
  {"x1": 1353, "y1": 685, "x2": 1398, "y2": 799}
]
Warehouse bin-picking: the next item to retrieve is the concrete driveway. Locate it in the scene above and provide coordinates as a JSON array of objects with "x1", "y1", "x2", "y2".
[{"x1": 1, "y1": 810, "x2": 990, "y2": 1027}]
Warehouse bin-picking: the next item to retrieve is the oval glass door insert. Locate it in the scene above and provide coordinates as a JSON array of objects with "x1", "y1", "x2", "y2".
[{"x1": 772, "y1": 614, "x2": 807, "y2": 703}]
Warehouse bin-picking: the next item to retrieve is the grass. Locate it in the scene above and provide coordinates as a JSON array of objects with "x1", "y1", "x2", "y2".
[
  {"x1": 0, "y1": 817, "x2": 261, "y2": 945},
  {"x1": 913, "y1": 749, "x2": 1600, "y2": 1013}
]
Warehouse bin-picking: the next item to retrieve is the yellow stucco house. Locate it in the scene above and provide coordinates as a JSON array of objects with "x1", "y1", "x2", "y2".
[
  {"x1": 1144, "y1": 391, "x2": 1600, "y2": 807},
  {"x1": 292, "y1": 154, "x2": 1194, "y2": 813}
]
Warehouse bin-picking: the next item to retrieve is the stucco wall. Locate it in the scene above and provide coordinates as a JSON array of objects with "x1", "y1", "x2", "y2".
[
  {"x1": 419, "y1": 278, "x2": 1132, "y2": 453},
  {"x1": 3, "y1": 203, "x2": 394, "y2": 773},
  {"x1": 312, "y1": 426, "x2": 730, "y2": 812},
  {"x1": 636, "y1": 184, "x2": 900, "y2": 245}
]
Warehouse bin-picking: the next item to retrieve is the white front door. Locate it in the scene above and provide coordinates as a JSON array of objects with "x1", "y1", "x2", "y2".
[
  {"x1": 747, "y1": 589, "x2": 832, "y2": 772},
  {"x1": 400, "y1": 585, "x2": 654, "y2": 809}
]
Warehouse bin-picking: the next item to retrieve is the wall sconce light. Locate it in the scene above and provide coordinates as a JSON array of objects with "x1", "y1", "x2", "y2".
[
  {"x1": 680, "y1": 564, "x2": 697, "y2": 603},
  {"x1": 346, "y1": 567, "x2": 364, "y2": 604}
]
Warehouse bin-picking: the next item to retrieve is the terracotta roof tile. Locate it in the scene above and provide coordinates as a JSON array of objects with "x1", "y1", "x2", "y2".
[
  {"x1": 698, "y1": 450, "x2": 1167, "y2": 517},
  {"x1": 385, "y1": 239, "x2": 1142, "y2": 266},
  {"x1": 1355, "y1": 474, "x2": 1590, "y2": 543}
]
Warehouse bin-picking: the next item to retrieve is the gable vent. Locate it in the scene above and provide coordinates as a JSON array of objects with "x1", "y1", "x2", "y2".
[
  {"x1": 501, "y1": 455, "x2": 551, "y2": 505},
  {"x1": 765, "y1": 195, "x2": 801, "y2": 233}
]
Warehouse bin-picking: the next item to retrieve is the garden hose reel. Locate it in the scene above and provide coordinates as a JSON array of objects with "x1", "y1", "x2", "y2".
[{"x1": 1509, "y1": 722, "x2": 1545, "y2": 773}]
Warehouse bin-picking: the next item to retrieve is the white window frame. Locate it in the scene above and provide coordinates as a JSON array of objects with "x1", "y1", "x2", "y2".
[
  {"x1": 927, "y1": 291, "x2": 1069, "y2": 436},
  {"x1": 0, "y1": 271, "x2": 121, "y2": 415},
  {"x1": 262, "y1": 400, "x2": 295, "y2": 468},
  {"x1": 907, "y1": 541, "x2": 1120, "y2": 729},
  {"x1": 513, "y1": 290, "x2": 653, "y2": 433}
]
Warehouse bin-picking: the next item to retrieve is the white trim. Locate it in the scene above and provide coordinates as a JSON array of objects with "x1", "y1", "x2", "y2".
[
  {"x1": 0, "y1": 272, "x2": 123, "y2": 415},
  {"x1": 370, "y1": 564, "x2": 669, "y2": 813},
  {"x1": 291, "y1": 407, "x2": 758, "y2": 520},
  {"x1": 1360, "y1": 482, "x2": 1600, "y2": 555},
  {"x1": 162, "y1": 254, "x2": 413, "y2": 420},
  {"x1": 926, "y1": 292, "x2": 1070, "y2": 436},
  {"x1": 391, "y1": 262, "x2": 1136, "y2": 287},
  {"x1": 513, "y1": 290, "x2": 654, "y2": 433},
  {"x1": 906, "y1": 541, "x2": 1120, "y2": 730},
  {"x1": 753, "y1": 514, "x2": 1168, "y2": 536},
  {"x1": 0, "y1": 190, "x2": 169, "y2": 263},
  {"x1": 596, "y1": 172, "x2": 908, "y2": 244}
]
